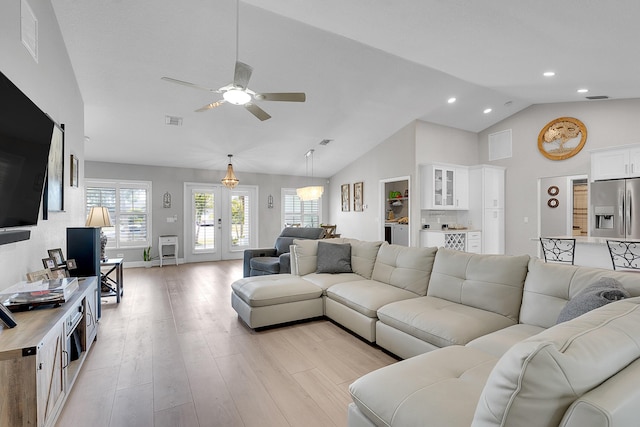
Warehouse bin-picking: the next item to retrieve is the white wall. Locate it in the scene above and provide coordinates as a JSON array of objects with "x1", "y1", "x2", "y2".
[
  {"x1": 478, "y1": 99, "x2": 640, "y2": 256},
  {"x1": 85, "y1": 161, "x2": 328, "y2": 261},
  {"x1": 329, "y1": 123, "x2": 416, "y2": 242},
  {"x1": 0, "y1": 0, "x2": 85, "y2": 291}
]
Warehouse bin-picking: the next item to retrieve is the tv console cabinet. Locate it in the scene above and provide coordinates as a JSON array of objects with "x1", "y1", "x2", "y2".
[{"x1": 0, "y1": 276, "x2": 99, "y2": 427}]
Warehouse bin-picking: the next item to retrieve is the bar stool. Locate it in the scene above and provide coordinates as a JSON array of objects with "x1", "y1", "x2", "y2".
[
  {"x1": 606, "y1": 240, "x2": 640, "y2": 271},
  {"x1": 539, "y1": 237, "x2": 576, "y2": 265}
]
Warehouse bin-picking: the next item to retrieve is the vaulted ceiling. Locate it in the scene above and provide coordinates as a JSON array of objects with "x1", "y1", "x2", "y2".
[{"x1": 51, "y1": 0, "x2": 640, "y2": 178}]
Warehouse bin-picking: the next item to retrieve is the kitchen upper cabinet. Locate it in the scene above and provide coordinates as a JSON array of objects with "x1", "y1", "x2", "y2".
[
  {"x1": 591, "y1": 145, "x2": 640, "y2": 181},
  {"x1": 420, "y1": 164, "x2": 469, "y2": 210},
  {"x1": 483, "y1": 166, "x2": 505, "y2": 209}
]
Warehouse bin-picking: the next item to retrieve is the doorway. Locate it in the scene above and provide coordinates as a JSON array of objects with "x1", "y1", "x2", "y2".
[
  {"x1": 538, "y1": 174, "x2": 588, "y2": 237},
  {"x1": 379, "y1": 176, "x2": 411, "y2": 245},
  {"x1": 183, "y1": 183, "x2": 257, "y2": 262}
]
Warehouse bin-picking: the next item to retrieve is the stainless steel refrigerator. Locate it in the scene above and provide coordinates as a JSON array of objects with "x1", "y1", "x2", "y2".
[{"x1": 590, "y1": 178, "x2": 640, "y2": 239}]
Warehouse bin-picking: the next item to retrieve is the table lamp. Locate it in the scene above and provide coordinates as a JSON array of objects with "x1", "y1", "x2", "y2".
[{"x1": 85, "y1": 206, "x2": 112, "y2": 261}]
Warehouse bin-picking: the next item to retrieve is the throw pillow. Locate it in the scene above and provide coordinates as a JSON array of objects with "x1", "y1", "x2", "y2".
[
  {"x1": 316, "y1": 241, "x2": 352, "y2": 274},
  {"x1": 556, "y1": 277, "x2": 630, "y2": 324}
]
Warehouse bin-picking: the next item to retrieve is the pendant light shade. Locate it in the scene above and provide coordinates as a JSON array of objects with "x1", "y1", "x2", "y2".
[
  {"x1": 221, "y1": 154, "x2": 239, "y2": 189},
  {"x1": 296, "y1": 185, "x2": 324, "y2": 201},
  {"x1": 296, "y1": 149, "x2": 323, "y2": 201}
]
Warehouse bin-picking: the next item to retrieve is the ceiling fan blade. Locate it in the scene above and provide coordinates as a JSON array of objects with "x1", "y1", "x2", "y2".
[
  {"x1": 245, "y1": 103, "x2": 271, "y2": 121},
  {"x1": 195, "y1": 100, "x2": 226, "y2": 112},
  {"x1": 255, "y1": 92, "x2": 306, "y2": 102},
  {"x1": 161, "y1": 77, "x2": 217, "y2": 92},
  {"x1": 233, "y1": 61, "x2": 253, "y2": 89}
]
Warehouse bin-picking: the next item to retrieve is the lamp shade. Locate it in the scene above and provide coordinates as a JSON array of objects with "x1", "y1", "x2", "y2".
[
  {"x1": 296, "y1": 185, "x2": 324, "y2": 201},
  {"x1": 85, "y1": 206, "x2": 113, "y2": 227},
  {"x1": 221, "y1": 154, "x2": 239, "y2": 189}
]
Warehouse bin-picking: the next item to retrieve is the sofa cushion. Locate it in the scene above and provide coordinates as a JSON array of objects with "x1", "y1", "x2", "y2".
[
  {"x1": 342, "y1": 239, "x2": 383, "y2": 280},
  {"x1": 316, "y1": 241, "x2": 352, "y2": 273},
  {"x1": 300, "y1": 272, "x2": 363, "y2": 292},
  {"x1": 231, "y1": 275, "x2": 323, "y2": 307},
  {"x1": 472, "y1": 297, "x2": 640, "y2": 427},
  {"x1": 371, "y1": 243, "x2": 437, "y2": 296},
  {"x1": 350, "y1": 345, "x2": 497, "y2": 427},
  {"x1": 249, "y1": 256, "x2": 280, "y2": 274},
  {"x1": 326, "y1": 280, "x2": 417, "y2": 318},
  {"x1": 556, "y1": 277, "x2": 630, "y2": 323},
  {"x1": 291, "y1": 238, "x2": 382, "y2": 278},
  {"x1": 466, "y1": 324, "x2": 545, "y2": 358},
  {"x1": 427, "y1": 248, "x2": 529, "y2": 322},
  {"x1": 377, "y1": 296, "x2": 517, "y2": 348},
  {"x1": 520, "y1": 258, "x2": 640, "y2": 329},
  {"x1": 291, "y1": 238, "x2": 346, "y2": 276}
]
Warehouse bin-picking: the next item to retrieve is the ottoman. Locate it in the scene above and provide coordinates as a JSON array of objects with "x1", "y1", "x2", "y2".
[{"x1": 231, "y1": 274, "x2": 324, "y2": 328}]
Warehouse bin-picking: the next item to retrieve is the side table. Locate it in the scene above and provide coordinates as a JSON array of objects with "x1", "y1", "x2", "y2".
[
  {"x1": 159, "y1": 235, "x2": 179, "y2": 267},
  {"x1": 101, "y1": 257, "x2": 124, "y2": 303}
]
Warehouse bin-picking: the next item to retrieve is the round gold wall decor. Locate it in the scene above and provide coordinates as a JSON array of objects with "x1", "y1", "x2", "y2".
[{"x1": 537, "y1": 117, "x2": 587, "y2": 160}]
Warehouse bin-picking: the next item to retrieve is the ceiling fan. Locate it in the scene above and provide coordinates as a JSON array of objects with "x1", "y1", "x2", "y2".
[{"x1": 161, "y1": 0, "x2": 305, "y2": 121}]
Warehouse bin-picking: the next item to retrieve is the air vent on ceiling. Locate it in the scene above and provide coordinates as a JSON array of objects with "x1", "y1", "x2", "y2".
[
  {"x1": 319, "y1": 139, "x2": 333, "y2": 146},
  {"x1": 585, "y1": 95, "x2": 609, "y2": 100},
  {"x1": 165, "y1": 115, "x2": 183, "y2": 126}
]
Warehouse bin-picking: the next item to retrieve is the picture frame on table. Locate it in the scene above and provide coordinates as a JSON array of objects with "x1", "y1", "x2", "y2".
[
  {"x1": 341, "y1": 184, "x2": 350, "y2": 212},
  {"x1": 26, "y1": 268, "x2": 53, "y2": 282},
  {"x1": 47, "y1": 248, "x2": 65, "y2": 267},
  {"x1": 353, "y1": 182, "x2": 364, "y2": 212},
  {"x1": 51, "y1": 268, "x2": 68, "y2": 279},
  {"x1": 42, "y1": 258, "x2": 56, "y2": 270},
  {"x1": 66, "y1": 259, "x2": 77, "y2": 270},
  {"x1": 0, "y1": 303, "x2": 17, "y2": 328}
]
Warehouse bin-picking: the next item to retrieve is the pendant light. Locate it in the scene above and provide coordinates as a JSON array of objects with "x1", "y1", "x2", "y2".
[
  {"x1": 296, "y1": 149, "x2": 324, "y2": 201},
  {"x1": 221, "y1": 154, "x2": 239, "y2": 189}
]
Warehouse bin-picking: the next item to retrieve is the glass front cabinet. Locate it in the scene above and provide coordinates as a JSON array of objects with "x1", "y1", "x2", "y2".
[{"x1": 420, "y1": 164, "x2": 469, "y2": 210}]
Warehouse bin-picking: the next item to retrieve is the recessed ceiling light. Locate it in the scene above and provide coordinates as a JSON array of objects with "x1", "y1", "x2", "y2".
[
  {"x1": 543, "y1": 71, "x2": 555, "y2": 77},
  {"x1": 483, "y1": 108, "x2": 492, "y2": 114},
  {"x1": 447, "y1": 97, "x2": 456, "y2": 104},
  {"x1": 577, "y1": 88, "x2": 589, "y2": 93}
]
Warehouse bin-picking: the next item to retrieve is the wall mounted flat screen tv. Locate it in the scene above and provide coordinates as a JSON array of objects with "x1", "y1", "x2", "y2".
[{"x1": 0, "y1": 70, "x2": 54, "y2": 228}]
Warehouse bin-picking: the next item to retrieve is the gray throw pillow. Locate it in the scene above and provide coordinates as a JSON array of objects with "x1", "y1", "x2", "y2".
[
  {"x1": 556, "y1": 277, "x2": 630, "y2": 324},
  {"x1": 316, "y1": 241, "x2": 352, "y2": 274}
]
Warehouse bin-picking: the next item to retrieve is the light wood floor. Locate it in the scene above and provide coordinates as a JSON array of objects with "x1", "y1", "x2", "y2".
[{"x1": 55, "y1": 261, "x2": 397, "y2": 427}]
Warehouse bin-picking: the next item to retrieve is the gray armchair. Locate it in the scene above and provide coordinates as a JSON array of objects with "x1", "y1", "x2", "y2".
[{"x1": 243, "y1": 227, "x2": 325, "y2": 277}]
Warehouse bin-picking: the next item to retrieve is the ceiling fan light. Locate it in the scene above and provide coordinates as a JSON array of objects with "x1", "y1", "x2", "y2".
[
  {"x1": 296, "y1": 186, "x2": 324, "y2": 201},
  {"x1": 223, "y1": 89, "x2": 251, "y2": 105}
]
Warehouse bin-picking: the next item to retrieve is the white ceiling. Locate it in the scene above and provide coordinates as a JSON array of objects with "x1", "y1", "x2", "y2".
[{"x1": 51, "y1": 0, "x2": 640, "y2": 178}]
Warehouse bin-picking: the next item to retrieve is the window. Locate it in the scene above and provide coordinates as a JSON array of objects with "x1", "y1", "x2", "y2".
[
  {"x1": 282, "y1": 188, "x2": 321, "y2": 227},
  {"x1": 85, "y1": 179, "x2": 152, "y2": 248}
]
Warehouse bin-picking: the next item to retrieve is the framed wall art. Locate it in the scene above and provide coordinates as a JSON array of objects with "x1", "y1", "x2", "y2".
[
  {"x1": 353, "y1": 182, "x2": 364, "y2": 212},
  {"x1": 537, "y1": 117, "x2": 587, "y2": 161},
  {"x1": 341, "y1": 184, "x2": 350, "y2": 211},
  {"x1": 70, "y1": 154, "x2": 79, "y2": 187},
  {"x1": 43, "y1": 123, "x2": 65, "y2": 215}
]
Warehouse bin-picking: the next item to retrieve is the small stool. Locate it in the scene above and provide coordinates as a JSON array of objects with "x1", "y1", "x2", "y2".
[{"x1": 231, "y1": 275, "x2": 323, "y2": 328}]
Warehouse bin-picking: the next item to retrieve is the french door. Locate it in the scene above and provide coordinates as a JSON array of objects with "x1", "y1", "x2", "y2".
[{"x1": 183, "y1": 183, "x2": 257, "y2": 262}]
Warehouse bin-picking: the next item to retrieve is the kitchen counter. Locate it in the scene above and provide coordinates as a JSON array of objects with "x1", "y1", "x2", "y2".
[
  {"x1": 420, "y1": 228, "x2": 481, "y2": 233},
  {"x1": 534, "y1": 235, "x2": 620, "y2": 269}
]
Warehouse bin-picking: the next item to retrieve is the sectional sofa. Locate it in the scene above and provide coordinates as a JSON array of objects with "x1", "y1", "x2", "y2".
[{"x1": 230, "y1": 238, "x2": 640, "y2": 427}]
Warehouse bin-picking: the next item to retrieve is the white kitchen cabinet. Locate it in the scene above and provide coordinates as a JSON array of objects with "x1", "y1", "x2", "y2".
[
  {"x1": 420, "y1": 230, "x2": 480, "y2": 253},
  {"x1": 420, "y1": 164, "x2": 469, "y2": 210},
  {"x1": 590, "y1": 145, "x2": 640, "y2": 181},
  {"x1": 469, "y1": 165, "x2": 505, "y2": 254}
]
